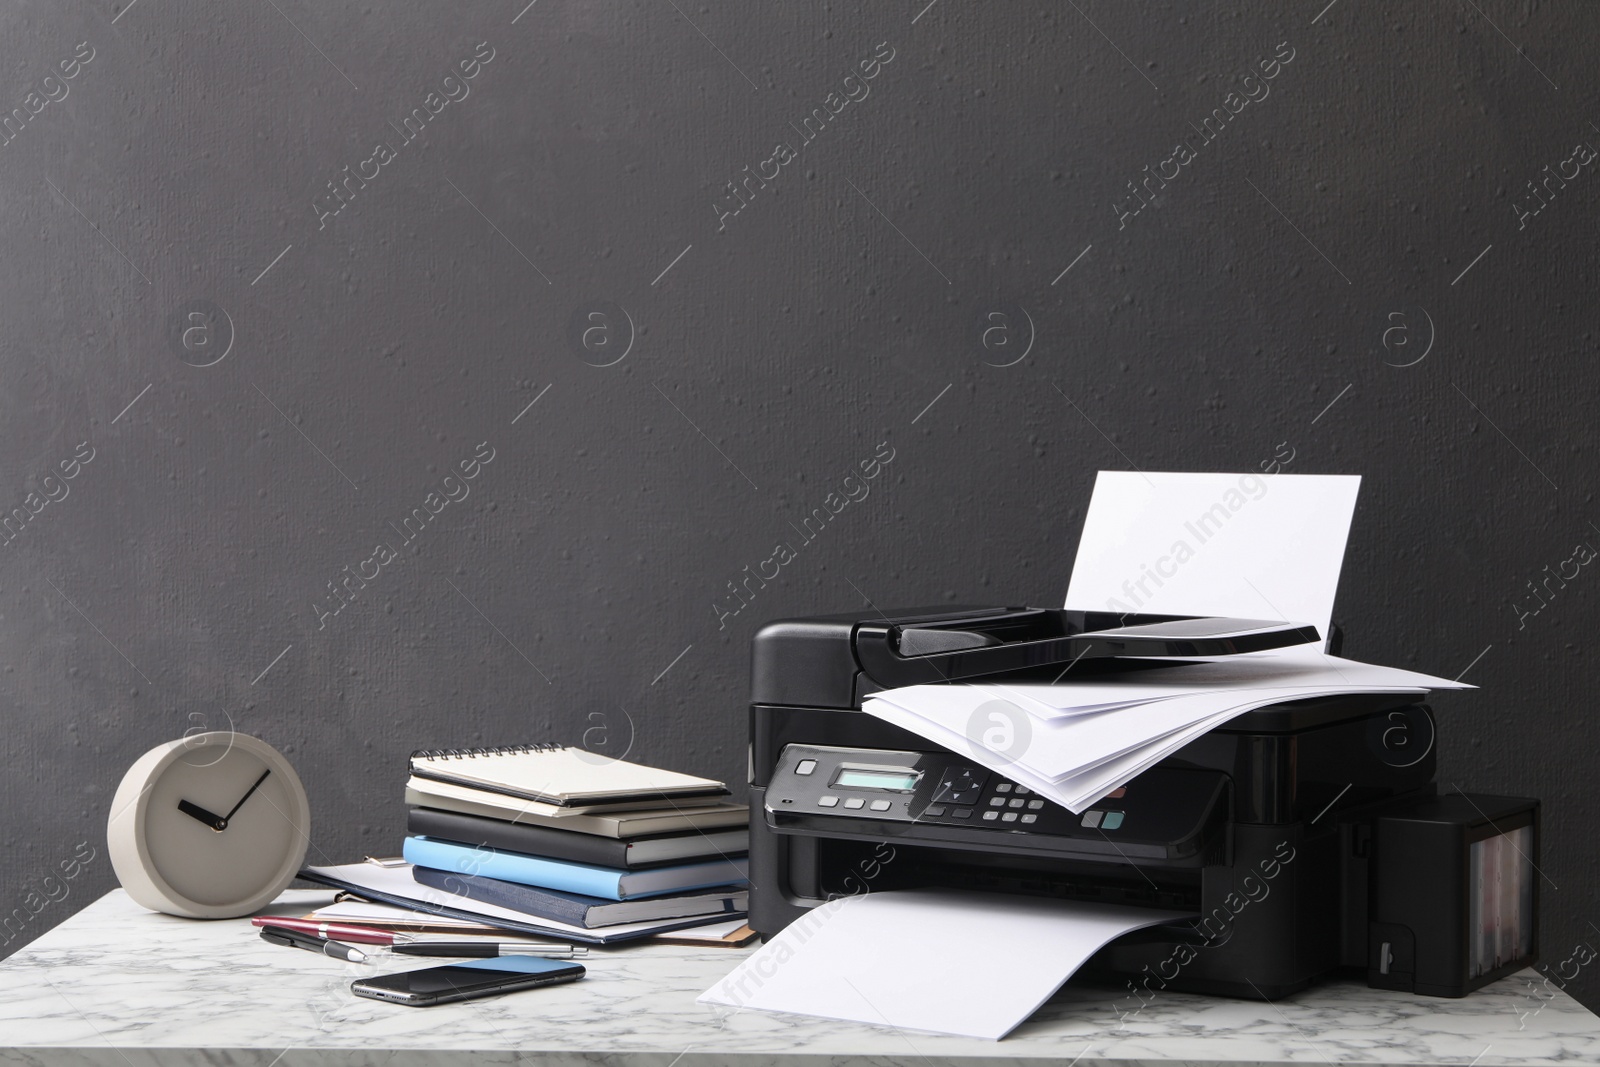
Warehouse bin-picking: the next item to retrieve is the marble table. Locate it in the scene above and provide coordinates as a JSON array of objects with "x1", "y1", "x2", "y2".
[{"x1": 3, "y1": 889, "x2": 1598, "y2": 1066}]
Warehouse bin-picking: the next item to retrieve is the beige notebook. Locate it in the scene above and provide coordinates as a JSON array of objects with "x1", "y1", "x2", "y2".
[
  {"x1": 409, "y1": 744, "x2": 728, "y2": 806},
  {"x1": 404, "y1": 782, "x2": 748, "y2": 838}
]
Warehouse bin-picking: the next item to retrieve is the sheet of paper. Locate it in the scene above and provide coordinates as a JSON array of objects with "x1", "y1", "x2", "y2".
[
  {"x1": 310, "y1": 899, "x2": 497, "y2": 931},
  {"x1": 656, "y1": 918, "x2": 749, "y2": 941},
  {"x1": 1064, "y1": 471, "x2": 1361, "y2": 648},
  {"x1": 862, "y1": 694, "x2": 1138, "y2": 805},
  {"x1": 864, "y1": 678, "x2": 1435, "y2": 811},
  {"x1": 1079, "y1": 647, "x2": 1472, "y2": 690},
  {"x1": 873, "y1": 651, "x2": 1458, "y2": 727},
  {"x1": 1044, "y1": 705, "x2": 1265, "y2": 808},
  {"x1": 868, "y1": 684, "x2": 1398, "y2": 782},
  {"x1": 999, "y1": 651, "x2": 1467, "y2": 721},
  {"x1": 699, "y1": 889, "x2": 1190, "y2": 1039}
]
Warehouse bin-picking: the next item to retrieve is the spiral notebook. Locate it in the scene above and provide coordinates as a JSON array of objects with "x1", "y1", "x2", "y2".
[{"x1": 409, "y1": 744, "x2": 729, "y2": 807}]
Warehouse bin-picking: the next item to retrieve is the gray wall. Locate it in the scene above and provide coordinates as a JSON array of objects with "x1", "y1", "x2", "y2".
[{"x1": 3, "y1": 0, "x2": 1598, "y2": 1013}]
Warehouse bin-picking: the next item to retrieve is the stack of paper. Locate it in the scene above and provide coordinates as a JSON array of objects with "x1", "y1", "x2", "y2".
[
  {"x1": 865, "y1": 649, "x2": 1469, "y2": 813},
  {"x1": 865, "y1": 472, "x2": 1473, "y2": 813}
]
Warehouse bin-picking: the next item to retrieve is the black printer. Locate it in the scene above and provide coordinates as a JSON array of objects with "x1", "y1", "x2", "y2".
[{"x1": 748, "y1": 606, "x2": 1539, "y2": 1000}]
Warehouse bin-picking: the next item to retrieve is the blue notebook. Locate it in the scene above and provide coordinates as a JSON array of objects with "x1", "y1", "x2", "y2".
[{"x1": 402, "y1": 836, "x2": 748, "y2": 901}]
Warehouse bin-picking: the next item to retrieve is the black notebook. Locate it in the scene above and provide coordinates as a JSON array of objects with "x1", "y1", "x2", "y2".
[
  {"x1": 409, "y1": 744, "x2": 729, "y2": 807},
  {"x1": 412, "y1": 866, "x2": 748, "y2": 929},
  {"x1": 407, "y1": 807, "x2": 748, "y2": 869}
]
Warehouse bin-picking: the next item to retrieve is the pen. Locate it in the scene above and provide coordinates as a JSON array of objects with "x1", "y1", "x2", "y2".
[
  {"x1": 251, "y1": 918, "x2": 582, "y2": 957},
  {"x1": 258, "y1": 926, "x2": 368, "y2": 964},
  {"x1": 390, "y1": 941, "x2": 584, "y2": 958},
  {"x1": 251, "y1": 916, "x2": 404, "y2": 945}
]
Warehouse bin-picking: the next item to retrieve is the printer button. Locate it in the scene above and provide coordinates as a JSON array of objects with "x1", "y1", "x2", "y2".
[
  {"x1": 1001, "y1": 812, "x2": 1019, "y2": 823},
  {"x1": 1014, "y1": 786, "x2": 1030, "y2": 796},
  {"x1": 818, "y1": 795, "x2": 839, "y2": 807},
  {"x1": 869, "y1": 799, "x2": 891, "y2": 812},
  {"x1": 1020, "y1": 814, "x2": 1038, "y2": 824},
  {"x1": 982, "y1": 811, "x2": 1000, "y2": 821},
  {"x1": 989, "y1": 797, "x2": 1006, "y2": 807},
  {"x1": 1027, "y1": 800, "x2": 1044, "y2": 810},
  {"x1": 844, "y1": 798, "x2": 865, "y2": 809},
  {"x1": 923, "y1": 805, "x2": 946, "y2": 817},
  {"x1": 932, "y1": 768, "x2": 987, "y2": 805},
  {"x1": 951, "y1": 807, "x2": 973, "y2": 819},
  {"x1": 795, "y1": 759, "x2": 817, "y2": 776},
  {"x1": 1101, "y1": 811, "x2": 1124, "y2": 830},
  {"x1": 995, "y1": 784, "x2": 1012, "y2": 793},
  {"x1": 1007, "y1": 798, "x2": 1025, "y2": 809},
  {"x1": 1081, "y1": 810, "x2": 1103, "y2": 828}
]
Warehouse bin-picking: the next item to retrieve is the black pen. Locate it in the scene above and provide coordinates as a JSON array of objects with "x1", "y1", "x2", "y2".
[{"x1": 259, "y1": 925, "x2": 368, "y2": 963}]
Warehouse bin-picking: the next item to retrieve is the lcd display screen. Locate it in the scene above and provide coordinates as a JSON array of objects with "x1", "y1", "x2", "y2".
[{"x1": 834, "y1": 768, "x2": 921, "y2": 791}]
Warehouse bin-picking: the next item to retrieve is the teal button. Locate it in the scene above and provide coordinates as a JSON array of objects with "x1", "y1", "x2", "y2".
[{"x1": 1101, "y1": 811, "x2": 1124, "y2": 830}]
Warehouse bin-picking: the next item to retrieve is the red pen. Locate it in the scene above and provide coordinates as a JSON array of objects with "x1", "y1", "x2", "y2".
[
  {"x1": 251, "y1": 917, "x2": 399, "y2": 945},
  {"x1": 250, "y1": 917, "x2": 583, "y2": 957}
]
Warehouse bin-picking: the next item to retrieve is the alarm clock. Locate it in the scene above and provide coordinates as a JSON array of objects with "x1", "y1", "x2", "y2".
[{"x1": 107, "y1": 732, "x2": 311, "y2": 918}]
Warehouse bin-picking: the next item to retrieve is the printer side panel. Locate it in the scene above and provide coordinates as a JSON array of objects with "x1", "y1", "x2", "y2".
[{"x1": 748, "y1": 782, "x2": 818, "y2": 936}]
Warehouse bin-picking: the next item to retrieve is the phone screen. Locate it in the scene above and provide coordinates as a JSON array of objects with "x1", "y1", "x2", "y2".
[{"x1": 353, "y1": 955, "x2": 586, "y2": 1006}]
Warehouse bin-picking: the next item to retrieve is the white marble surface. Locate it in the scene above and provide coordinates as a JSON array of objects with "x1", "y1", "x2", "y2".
[{"x1": 2, "y1": 889, "x2": 1597, "y2": 1066}]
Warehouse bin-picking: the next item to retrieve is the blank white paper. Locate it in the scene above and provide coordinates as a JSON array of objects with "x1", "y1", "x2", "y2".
[
  {"x1": 875, "y1": 650, "x2": 1465, "y2": 727},
  {"x1": 863, "y1": 684, "x2": 1423, "y2": 811},
  {"x1": 874, "y1": 684, "x2": 1346, "y2": 780},
  {"x1": 1063, "y1": 471, "x2": 1362, "y2": 647},
  {"x1": 698, "y1": 889, "x2": 1190, "y2": 1039}
]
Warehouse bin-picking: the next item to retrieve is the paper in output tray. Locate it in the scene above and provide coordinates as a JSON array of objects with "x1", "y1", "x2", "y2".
[{"x1": 700, "y1": 888, "x2": 1191, "y2": 1039}]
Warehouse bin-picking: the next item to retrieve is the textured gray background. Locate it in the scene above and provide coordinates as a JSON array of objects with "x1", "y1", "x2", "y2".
[{"x1": 3, "y1": 0, "x2": 1597, "y2": 1015}]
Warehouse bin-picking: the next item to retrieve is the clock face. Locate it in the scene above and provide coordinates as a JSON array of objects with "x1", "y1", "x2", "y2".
[{"x1": 108, "y1": 733, "x2": 310, "y2": 918}]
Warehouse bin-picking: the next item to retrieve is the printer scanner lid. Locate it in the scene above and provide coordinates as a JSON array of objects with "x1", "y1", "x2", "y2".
[{"x1": 750, "y1": 606, "x2": 1319, "y2": 709}]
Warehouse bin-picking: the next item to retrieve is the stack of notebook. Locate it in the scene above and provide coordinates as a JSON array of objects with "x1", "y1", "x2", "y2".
[{"x1": 389, "y1": 744, "x2": 749, "y2": 940}]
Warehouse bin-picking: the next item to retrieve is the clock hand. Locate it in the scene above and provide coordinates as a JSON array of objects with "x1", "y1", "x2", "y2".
[
  {"x1": 177, "y1": 799, "x2": 228, "y2": 832},
  {"x1": 221, "y1": 768, "x2": 273, "y2": 824}
]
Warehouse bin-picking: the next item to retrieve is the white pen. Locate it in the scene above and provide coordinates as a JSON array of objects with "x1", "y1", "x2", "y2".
[{"x1": 390, "y1": 940, "x2": 587, "y2": 958}]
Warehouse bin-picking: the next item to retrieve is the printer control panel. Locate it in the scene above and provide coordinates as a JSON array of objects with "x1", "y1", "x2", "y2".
[
  {"x1": 766, "y1": 743, "x2": 1140, "y2": 838},
  {"x1": 764, "y1": 742, "x2": 1229, "y2": 863}
]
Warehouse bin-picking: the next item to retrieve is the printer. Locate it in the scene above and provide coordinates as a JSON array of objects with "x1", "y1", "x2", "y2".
[{"x1": 748, "y1": 605, "x2": 1540, "y2": 1000}]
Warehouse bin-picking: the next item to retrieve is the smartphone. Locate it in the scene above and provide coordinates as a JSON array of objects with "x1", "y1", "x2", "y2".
[{"x1": 351, "y1": 955, "x2": 586, "y2": 1007}]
